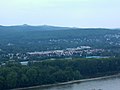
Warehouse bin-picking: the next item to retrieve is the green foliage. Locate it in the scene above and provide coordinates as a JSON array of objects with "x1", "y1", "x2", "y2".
[
  {"x1": 6, "y1": 71, "x2": 17, "y2": 88},
  {"x1": 0, "y1": 76, "x2": 4, "y2": 89},
  {"x1": 0, "y1": 58, "x2": 120, "y2": 89}
]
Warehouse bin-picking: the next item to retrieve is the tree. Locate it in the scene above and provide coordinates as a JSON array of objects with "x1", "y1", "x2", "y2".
[
  {"x1": 0, "y1": 76, "x2": 4, "y2": 89},
  {"x1": 26, "y1": 68, "x2": 38, "y2": 85},
  {"x1": 6, "y1": 71, "x2": 17, "y2": 88}
]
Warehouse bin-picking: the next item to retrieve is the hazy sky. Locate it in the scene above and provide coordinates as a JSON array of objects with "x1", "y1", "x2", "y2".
[{"x1": 0, "y1": 0, "x2": 120, "y2": 28}]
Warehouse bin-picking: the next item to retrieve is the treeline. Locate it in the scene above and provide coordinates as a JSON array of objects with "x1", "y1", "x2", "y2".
[{"x1": 0, "y1": 58, "x2": 120, "y2": 89}]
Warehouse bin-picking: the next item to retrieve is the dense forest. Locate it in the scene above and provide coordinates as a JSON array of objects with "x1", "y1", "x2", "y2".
[{"x1": 0, "y1": 58, "x2": 120, "y2": 90}]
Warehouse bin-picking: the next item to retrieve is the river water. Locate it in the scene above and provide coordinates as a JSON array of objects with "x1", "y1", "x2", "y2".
[{"x1": 32, "y1": 76, "x2": 120, "y2": 90}]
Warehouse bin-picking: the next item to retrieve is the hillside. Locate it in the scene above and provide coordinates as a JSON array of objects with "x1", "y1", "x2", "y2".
[{"x1": 0, "y1": 25, "x2": 120, "y2": 62}]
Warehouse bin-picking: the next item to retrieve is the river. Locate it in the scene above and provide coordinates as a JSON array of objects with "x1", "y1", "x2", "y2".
[{"x1": 31, "y1": 76, "x2": 120, "y2": 90}]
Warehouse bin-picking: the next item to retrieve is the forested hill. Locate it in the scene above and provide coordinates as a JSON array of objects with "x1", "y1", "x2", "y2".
[{"x1": 0, "y1": 25, "x2": 120, "y2": 56}]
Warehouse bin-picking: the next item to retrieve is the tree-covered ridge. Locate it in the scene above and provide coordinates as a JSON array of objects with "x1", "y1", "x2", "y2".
[
  {"x1": 0, "y1": 58, "x2": 120, "y2": 90},
  {"x1": 0, "y1": 27, "x2": 120, "y2": 62}
]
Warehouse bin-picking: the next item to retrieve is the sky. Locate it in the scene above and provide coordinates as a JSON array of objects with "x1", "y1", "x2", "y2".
[{"x1": 0, "y1": 0, "x2": 120, "y2": 28}]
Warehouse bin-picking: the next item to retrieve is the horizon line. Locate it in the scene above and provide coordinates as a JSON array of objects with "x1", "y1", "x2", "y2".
[{"x1": 0, "y1": 24, "x2": 119, "y2": 29}]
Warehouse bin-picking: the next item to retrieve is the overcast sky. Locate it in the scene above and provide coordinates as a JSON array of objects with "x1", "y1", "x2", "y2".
[{"x1": 0, "y1": 0, "x2": 120, "y2": 28}]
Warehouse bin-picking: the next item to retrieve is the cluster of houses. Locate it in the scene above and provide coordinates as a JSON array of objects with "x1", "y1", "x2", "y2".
[
  {"x1": 0, "y1": 46, "x2": 108, "y2": 66},
  {"x1": 28, "y1": 46, "x2": 104, "y2": 58}
]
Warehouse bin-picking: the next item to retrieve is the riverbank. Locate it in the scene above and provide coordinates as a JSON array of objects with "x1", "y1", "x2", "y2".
[{"x1": 11, "y1": 73, "x2": 120, "y2": 90}]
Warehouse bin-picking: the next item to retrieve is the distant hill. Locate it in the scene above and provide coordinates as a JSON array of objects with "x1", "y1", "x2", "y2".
[{"x1": 0, "y1": 24, "x2": 74, "y2": 31}]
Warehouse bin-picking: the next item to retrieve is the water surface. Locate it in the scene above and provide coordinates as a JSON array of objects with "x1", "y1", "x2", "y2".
[{"x1": 32, "y1": 76, "x2": 120, "y2": 90}]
